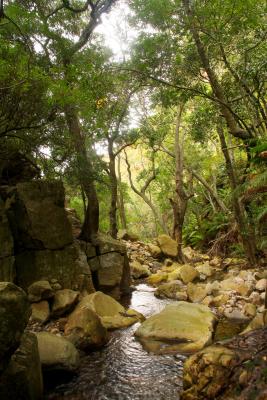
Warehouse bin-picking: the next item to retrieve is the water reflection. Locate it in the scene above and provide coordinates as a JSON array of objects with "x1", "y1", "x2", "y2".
[{"x1": 46, "y1": 284, "x2": 185, "y2": 400}]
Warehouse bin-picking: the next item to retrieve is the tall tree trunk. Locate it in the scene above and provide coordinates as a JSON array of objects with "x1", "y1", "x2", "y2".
[
  {"x1": 182, "y1": 0, "x2": 253, "y2": 142},
  {"x1": 117, "y1": 154, "x2": 127, "y2": 230},
  {"x1": 217, "y1": 123, "x2": 258, "y2": 264},
  {"x1": 64, "y1": 104, "x2": 99, "y2": 241},
  {"x1": 108, "y1": 139, "x2": 118, "y2": 238},
  {"x1": 170, "y1": 104, "x2": 192, "y2": 263},
  {"x1": 182, "y1": 0, "x2": 258, "y2": 264}
]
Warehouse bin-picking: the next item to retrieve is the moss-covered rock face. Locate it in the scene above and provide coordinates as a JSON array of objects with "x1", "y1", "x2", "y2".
[
  {"x1": 6, "y1": 181, "x2": 73, "y2": 251},
  {"x1": 0, "y1": 198, "x2": 15, "y2": 281},
  {"x1": 0, "y1": 282, "x2": 31, "y2": 372},
  {"x1": 135, "y1": 302, "x2": 217, "y2": 354},
  {"x1": 36, "y1": 332, "x2": 80, "y2": 372},
  {"x1": 15, "y1": 243, "x2": 95, "y2": 294},
  {"x1": 0, "y1": 332, "x2": 43, "y2": 400}
]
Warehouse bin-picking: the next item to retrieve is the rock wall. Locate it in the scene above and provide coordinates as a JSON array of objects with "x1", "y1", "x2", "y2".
[{"x1": 0, "y1": 180, "x2": 130, "y2": 298}]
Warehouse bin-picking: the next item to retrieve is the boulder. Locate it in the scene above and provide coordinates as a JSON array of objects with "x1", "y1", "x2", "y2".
[
  {"x1": 36, "y1": 332, "x2": 79, "y2": 372},
  {"x1": 0, "y1": 282, "x2": 31, "y2": 372},
  {"x1": 219, "y1": 278, "x2": 252, "y2": 296},
  {"x1": 167, "y1": 266, "x2": 183, "y2": 281},
  {"x1": 27, "y1": 280, "x2": 54, "y2": 303},
  {"x1": 0, "y1": 333, "x2": 43, "y2": 400},
  {"x1": 117, "y1": 230, "x2": 139, "y2": 242},
  {"x1": 75, "y1": 291, "x2": 144, "y2": 330},
  {"x1": 146, "y1": 271, "x2": 168, "y2": 286},
  {"x1": 223, "y1": 308, "x2": 249, "y2": 321},
  {"x1": 15, "y1": 243, "x2": 95, "y2": 293},
  {"x1": 182, "y1": 345, "x2": 238, "y2": 400},
  {"x1": 211, "y1": 293, "x2": 230, "y2": 307},
  {"x1": 135, "y1": 302, "x2": 217, "y2": 353},
  {"x1": 181, "y1": 328, "x2": 267, "y2": 400},
  {"x1": 179, "y1": 264, "x2": 199, "y2": 284},
  {"x1": 155, "y1": 280, "x2": 186, "y2": 300},
  {"x1": 5, "y1": 181, "x2": 73, "y2": 251},
  {"x1": 64, "y1": 308, "x2": 107, "y2": 349},
  {"x1": 98, "y1": 252, "x2": 124, "y2": 286},
  {"x1": 51, "y1": 289, "x2": 79, "y2": 317},
  {"x1": 195, "y1": 263, "x2": 214, "y2": 277},
  {"x1": 187, "y1": 283, "x2": 207, "y2": 303},
  {"x1": 255, "y1": 279, "x2": 267, "y2": 291},
  {"x1": 130, "y1": 260, "x2": 151, "y2": 279},
  {"x1": 157, "y1": 235, "x2": 178, "y2": 258},
  {"x1": 147, "y1": 243, "x2": 162, "y2": 258},
  {"x1": 31, "y1": 301, "x2": 50, "y2": 323}
]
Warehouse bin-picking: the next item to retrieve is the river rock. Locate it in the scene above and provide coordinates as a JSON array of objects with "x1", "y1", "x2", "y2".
[
  {"x1": 179, "y1": 264, "x2": 199, "y2": 284},
  {"x1": 31, "y1": 301, "x2": 50, "y2": 323},
  {"x1": 28, "y1": 280, "x2": 54, "y2": 303},
  {"x1": 147, "y1": 243, "x2": 162, "y2": 258},
  {"x1": 224, "y1": 307, "x2": 249, "y2": 321},
  {"x1": 157, "y1": 235, "x2": 178, "y2": 257},
  {"x1": 187, "y1": 283, "x2": 207, "y2": 303},
  {"x1": 155, "y1": 280, "x2": 186, "y2": 300},
  {"x1": 36, "y1": 332, "x2": 79, "y2": 372},
  {"x1": 147, "y1": 271, "x2": 168, "y2": 286},
  {"x1": 135, "y1": 302, "x2": 217, "y2": 353},
  {"x1": 0, "y1": 333, "x2": 43, "y2": 400},
  {"x1": 182, "y1": 345, "x2": 238, "y2": 400},
  {"x1": 76, "y1": 291, "x2": 144, "y2": 330},
  {"x1": 167, "y1": 266, "x2": 183, "y2": 281},
  {"x1": 219, "y1": 278, "x2": 252, "y2": 296},
  {"x1": 195, "y1": 263, "x2": 214, "y2": 277},
  {"x1": 51, "y1": 289, "x2": 79, "y2": 317},
  {"x1": 0, "y1": 282, "x2": 31, "y2": 372},
  {"x1": 249, "y1": 291, "x2": 261, "y2": 305},
  {"x1": 64, "y1": 308, "x2": 107, "y2": 349},
  {"x1": 130, "y1": 260, "x2": 151, "y2": 279},
  {"x1": 210, "y1": 293, "x2": 230, "y2": 307},
  {"x1": 255, "y1": 279, "x2": 267, "y2": 291}
]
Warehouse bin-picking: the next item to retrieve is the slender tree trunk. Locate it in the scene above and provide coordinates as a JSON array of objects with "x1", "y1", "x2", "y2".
[
  {"x1": 170, "y1": 104, "x2": 192, "y2": 263},
  {"x1": 64, "y1": 104, "x2": 99, "y2": 241},
  {"x1": 217, "y1": 123, "x2": 258, "y2": 264},
  {"x1": 117, "y1": 154, "x2": 127, "y2": 230},
  {"x1": 124, "y1": 151, "x2": 168, "y2": 234},
  {"x1": 189, "y1": 169, "x2": 229, "y2": 213},
  {"x1": 108, "y1": 139, "x2": 118, "y2": 238}
]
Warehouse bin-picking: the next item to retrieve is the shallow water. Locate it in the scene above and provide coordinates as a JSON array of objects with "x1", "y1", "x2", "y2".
[{"x1": 46, "y1": 284, "x2": 186, "y2": 400}]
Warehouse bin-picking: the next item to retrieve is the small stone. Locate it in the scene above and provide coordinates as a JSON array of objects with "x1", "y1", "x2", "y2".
[
  {"x1": 255, "y1": 279, "x2": 267, "y2": 291},
  {"x1": 28, "y1": 281, "x2": 54, "y2": 303},
  {"x1": 51, "y1": 283, "x2": 62, "y2": 291},
  {"x1": 239, "y1": 370, "x2": 248, "y2": 386},
  {"x1": 249, "y1": 291, "x2": 261, "y2": 305}
]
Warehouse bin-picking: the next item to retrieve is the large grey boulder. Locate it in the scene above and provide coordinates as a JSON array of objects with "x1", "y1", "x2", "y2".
[
  {"x1": 135, "y1": 302, "x2": 217, "y2": 353},
  {"x1": 0, "y1": 333, "x2": 43, "y2": 400},
  {"x1": 36, "y1": 332, "x2": 80, "y2": 372},
  {"x1": 5, "y1": 181, "x2": 73, "y2": 251},
  {"x1": 15, "y1": 243, "x2": 95, "y2": 293},
  {"x1": 0, "y1": 282, "x2": 31, "y2": 372}
]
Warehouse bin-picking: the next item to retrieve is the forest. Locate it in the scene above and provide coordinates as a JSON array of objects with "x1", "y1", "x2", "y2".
[{"x1": 0, "y1": 1, "x2": 267, "y2": 400}]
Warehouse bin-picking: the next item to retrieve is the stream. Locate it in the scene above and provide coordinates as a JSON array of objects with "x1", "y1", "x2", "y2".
[
  {"x1": 45, "y1": 284, "x2": 186, "y2": 400},
  {"x1": 45, "y1": 283, "x2": 246, "y2": 400}
]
